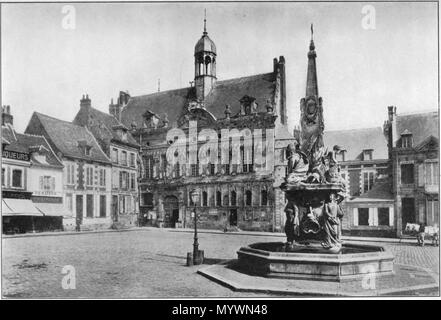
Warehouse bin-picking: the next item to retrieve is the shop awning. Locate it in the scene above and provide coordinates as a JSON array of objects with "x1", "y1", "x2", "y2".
[
  {"x1": 34, "y1": 203, "x2": 72, "y2": 217},
  {"x1": 2, "y1": 199, "x2": 43, "y2": 216}
]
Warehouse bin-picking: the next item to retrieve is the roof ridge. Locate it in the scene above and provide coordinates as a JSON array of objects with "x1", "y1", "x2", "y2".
[
  {"x1": 132, "y1": 86, "x2": 191, "y2": 100},
  {"x1": 216, "y1": 72, "x2": 274, "y2": 85},
  {"x1": 36, "y1": 111, "x2": 86, "y2": 129},
  {"x1": 397, "y1": 109, "x2": 438, "y2": 117}
]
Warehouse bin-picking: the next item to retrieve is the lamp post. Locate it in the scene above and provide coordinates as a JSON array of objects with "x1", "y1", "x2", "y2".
[{"x1": 187, "y1": 188, "x2": 204, "y2": 266}]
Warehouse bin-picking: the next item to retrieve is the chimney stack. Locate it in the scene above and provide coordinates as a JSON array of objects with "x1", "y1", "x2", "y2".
[
  {"x1": 2, "y1": 105, "x2": 13, "y2": 126},
  {"x1": 80, "y1": 94, "x2": 91, "y2": 108}
]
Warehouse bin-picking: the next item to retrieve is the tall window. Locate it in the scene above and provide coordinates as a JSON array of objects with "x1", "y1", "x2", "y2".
[
  {"x1": 401, "y1": 164, "x2": 415, "y2": 184},
  {"x1": 427, "y1": 199, "x2": 439, "y2": 226},
  {"x1": 66, "y1": 194, "x2": 73, "y2": 212},
  {"x1": 202, "y1": 191, "x2": 208, "y2": 206},
  {"x1": 130, "y1": 173, "x2": 136, "y2": 190},
  {"x1": 191, "y1": 164, "x2": 198, "y2": 177},
  {"x1": 363, "y1": 171, "x2": 375, "y2": 193},
  {"x1": 210, "y1": 163, "x2": 215, "y2": 175},
  {"x1": 120, "y1": 171, "x2": 128, "y2": 190},
  {"x1": 246, "y1": 190, "x2": 252, "y2": 206},
  {"x1": 2, "y1": 168, "x2": 5, "y2": 186},
  {"x1": 86, "y1": 167, "x2": 94, "y2": 186},
  {"x1": 261, "y1": 189, "x2": 268, "y2": 206},
  {"x1": 100, "y1": 195, "x2": 106, "y2": 217},
  {"x1": 121, "y1": 151, "x2": 128, "y2": 166},
  {"x1": 216, "y1": 191, "x2": 222, "y2": 207},
  {"x1": 130, "y1": 153, "x2": 136, "y2": 167},
  {"x1": 357, "y1": 208, "x2": 369, "y2": 226},
  {"x1": 66, "y1": 164, "x2": 75, "y2": 185},
  {"x1": 111, "y1": 148, "x2": 118, "y2": 163},
  {"x1": 99, "y1": 169, "x2": 106, "y2": 186},
  {"x1": 425, "y1": 162, "x2": 439, "y2": 186},
  {"x1": 145, "y1": 157, "x2": 154, "y2": 179},
  {"x1": 174, "y1": 164, "x2": 180, "y2": 177},
  {"x1": 41, "y1": 176, "x2": 54, "y2": 190},
  {"x1": 12, "y1": 169, "x2": 23, "y2": 188},
  {"x1": 231, "y1": 191, "x2": 237, "y2": 206},
  {"x1": 225, "y1": 164, "x2": 230, "y2": 175}
]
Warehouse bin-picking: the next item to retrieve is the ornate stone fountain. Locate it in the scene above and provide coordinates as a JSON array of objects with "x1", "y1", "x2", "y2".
[{"x1": 236, "y1": 28, "x2": 394, "y2": 282}]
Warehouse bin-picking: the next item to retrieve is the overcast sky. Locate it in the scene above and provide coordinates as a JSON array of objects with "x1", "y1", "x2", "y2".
[{"x1": 1, "y1": 2, "x2": 438, "y2": 134}]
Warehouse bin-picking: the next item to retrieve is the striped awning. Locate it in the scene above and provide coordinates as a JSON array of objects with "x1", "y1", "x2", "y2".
[
  {"x1": 34, "y1": 203, "x2": 71, "y2": 217},
  {"x1": 2, "y1": 199, "x2": 43, "y2": 216}
]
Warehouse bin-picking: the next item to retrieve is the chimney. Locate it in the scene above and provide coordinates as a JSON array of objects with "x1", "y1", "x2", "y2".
[
  {"x1": 273, "y1": 57, "x2": 278, "y2": 73},
  {"x1": 2, "y1": 105, "x2": 13, "y2": 126},
  {"x1": 80, "y1": 94, "x2": 91, "y2": 108},
  {"x1": 387, "y1": 105, "x2": 398, "y2": 148},
  {"x1": 109, "y1": 98, "x2": 121, "y2": 121}
]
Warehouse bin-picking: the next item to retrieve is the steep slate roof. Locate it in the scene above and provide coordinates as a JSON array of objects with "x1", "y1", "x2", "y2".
[
  {"x1": 323, "y1": 127, "x2": 388, "y2": 161},
  {"x1": 396, "y1": 111, "x2": 439, "y2": 147},
  {"x1": 120, "y1": 72, "x2": 276, "y2": 128},
  {"x1": 73, "y1": 106, "x2": 139, "y2": 152},
  {"x1": 25, "y1": 112, "x2": 110, "y2": 164},
  {"x1": 2, "y1": 124, "x2": 63, "y2": 167}
]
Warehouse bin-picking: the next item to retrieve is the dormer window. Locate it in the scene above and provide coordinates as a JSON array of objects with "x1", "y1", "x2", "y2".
[
  {"x1": 122, "y1": 131, "x2": 128, "y2": 142},
  {"x1": 362, "y1": 149, "x2": 373, "y2": 161},
  {"x1": 78, "y1": 140, "x2": 92, "y2": 157},
  {"x1": 401, "y1": 130, "x2": 413, "y2": 148}
]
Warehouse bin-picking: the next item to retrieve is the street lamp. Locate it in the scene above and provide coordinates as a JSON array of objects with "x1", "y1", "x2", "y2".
[{"x1": 187, "y1": 188, "x2": 204, "y2": 266}]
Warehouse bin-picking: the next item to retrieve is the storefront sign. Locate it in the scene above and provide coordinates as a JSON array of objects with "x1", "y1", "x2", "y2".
[{"x1": 2, "y1": 150, "x2": 30, "y2": 162}]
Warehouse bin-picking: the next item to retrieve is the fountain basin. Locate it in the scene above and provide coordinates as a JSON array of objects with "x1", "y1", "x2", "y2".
[{"x1": 237, "y1": 242, "x2": 394, "y2": 282}]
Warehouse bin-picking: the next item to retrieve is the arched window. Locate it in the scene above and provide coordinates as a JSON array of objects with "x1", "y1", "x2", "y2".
[
  {"x1": 216, "y1": 191, "x2": 222, "y2": 207},
  {"x1": 231, "y1": 191, "x2": 237, "y2": 206},
  {"x1": 202, "y1": 191, "x2": 208, "y2": 206},
  {"x1": 246, "y1": 190, "x2": 252, "y2": 206},
  {"x1": 205, "y1": 56, "x2": 212, "y2": 74},
  {"x1": 261, "y1": 189, "x2": 268, "y2": 206}
]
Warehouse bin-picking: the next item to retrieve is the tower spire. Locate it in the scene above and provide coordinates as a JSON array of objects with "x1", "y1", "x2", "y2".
[
  {"x1": 306, "y1": 24, "x2": 318, "y2": 97},
  {"x1": 203, "y1": 9, "x2": 207, "y2": 35}
]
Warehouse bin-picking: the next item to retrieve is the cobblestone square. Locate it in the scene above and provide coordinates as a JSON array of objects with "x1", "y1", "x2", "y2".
[{"x1": 2, "y1": 229, "x2": 440, "y2": 298}]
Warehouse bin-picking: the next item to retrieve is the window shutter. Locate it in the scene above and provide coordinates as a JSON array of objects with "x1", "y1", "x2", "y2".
[
  {"x1": 51, "y1": 177, "x2": 55, "y2": 191},
  {"x1": 418, "y1": 164, "x2": 425, "y2": 187},
  {"x1": 389, "y1": 207, "x2": 394, "y2": 226},
  {"x1": 39, "y1": 176, "x2": 43, "y2": 190},
  {"x1": 353, "y1": 208, "x2": 358, "y2": 226},
  {"x1": 368, "y1": 208, "x2": 374, "y2": 226}
]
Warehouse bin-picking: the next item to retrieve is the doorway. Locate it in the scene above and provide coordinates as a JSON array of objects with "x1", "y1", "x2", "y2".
[
  {"x1": 229, "y1": 209, "x2": 238, "y2": 226},
  {"x1": 112, "y1": 195, "x2": 118, "y2": 222},
  {"x1": 164, "y1": 196, "x2": 179, "y2": 228},
  {"x1": 76, "y1": 195, "x2": 83, "y2": 223},
  {"x1": 402, "y1": 198, "x2": 416, "y2": 228}
]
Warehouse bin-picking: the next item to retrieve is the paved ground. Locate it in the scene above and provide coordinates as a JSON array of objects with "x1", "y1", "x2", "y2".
[{"x1": 2, "y1": 228, "x2": 439, "y2": 298}]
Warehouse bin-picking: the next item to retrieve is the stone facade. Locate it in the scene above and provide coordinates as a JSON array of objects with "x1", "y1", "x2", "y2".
[{"x1": 117, "y1": 22, "x2": 294, "y2": 232}]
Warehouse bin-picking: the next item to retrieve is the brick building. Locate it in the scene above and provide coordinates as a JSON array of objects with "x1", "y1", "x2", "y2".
[
  {"x1": 323, "y1": 127, "x2": 394, "y2": 237},
  {"x1": 73, "y1": 94, "x2": 140, "y2": 227},
  {"x1": 384, "y1": 107, "x2": 439, "y2": 236}
]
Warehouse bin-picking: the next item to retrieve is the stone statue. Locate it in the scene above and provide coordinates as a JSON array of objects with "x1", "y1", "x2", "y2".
[
  {"x1": 284, "y1": 201, "x2": 300, "y2": 244},
  {"x1": 320, "y1": 193, "x2": 344, "y2": 252},
  {"x1": 285, "y1": 143, "x2": 309, "y2": 184},
  {"x1": 325, "y1": 145, "x2": 342, "y2": 183}
]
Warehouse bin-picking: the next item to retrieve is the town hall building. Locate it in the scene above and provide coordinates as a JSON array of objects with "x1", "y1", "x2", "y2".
[{"x1": 112, "y1": 18, "x2": 295, "y2": 231}]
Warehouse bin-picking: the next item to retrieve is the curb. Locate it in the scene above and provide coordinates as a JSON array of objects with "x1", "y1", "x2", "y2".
[{"x1": 2, "y1": 226, "x2": 420, "y2": 245}]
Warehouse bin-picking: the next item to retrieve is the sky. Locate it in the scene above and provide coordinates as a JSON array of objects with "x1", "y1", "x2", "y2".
[{"x1": 1, "y1": 1, "x2": 438, "y2": 134}]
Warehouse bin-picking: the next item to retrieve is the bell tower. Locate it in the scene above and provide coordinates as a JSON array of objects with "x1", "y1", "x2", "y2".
[{"x1": 194, "y1": 10, "x2": 217, "y2": 101}]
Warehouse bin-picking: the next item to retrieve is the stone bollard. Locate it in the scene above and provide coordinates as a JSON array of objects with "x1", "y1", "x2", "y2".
[{"x1": 186, "y1": 252, "x2": 194, "y2": 266}]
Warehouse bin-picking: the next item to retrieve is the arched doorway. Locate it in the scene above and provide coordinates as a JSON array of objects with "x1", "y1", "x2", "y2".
[{"x1": 164, "y1": 196, "x2": 179, "y2": 228}]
